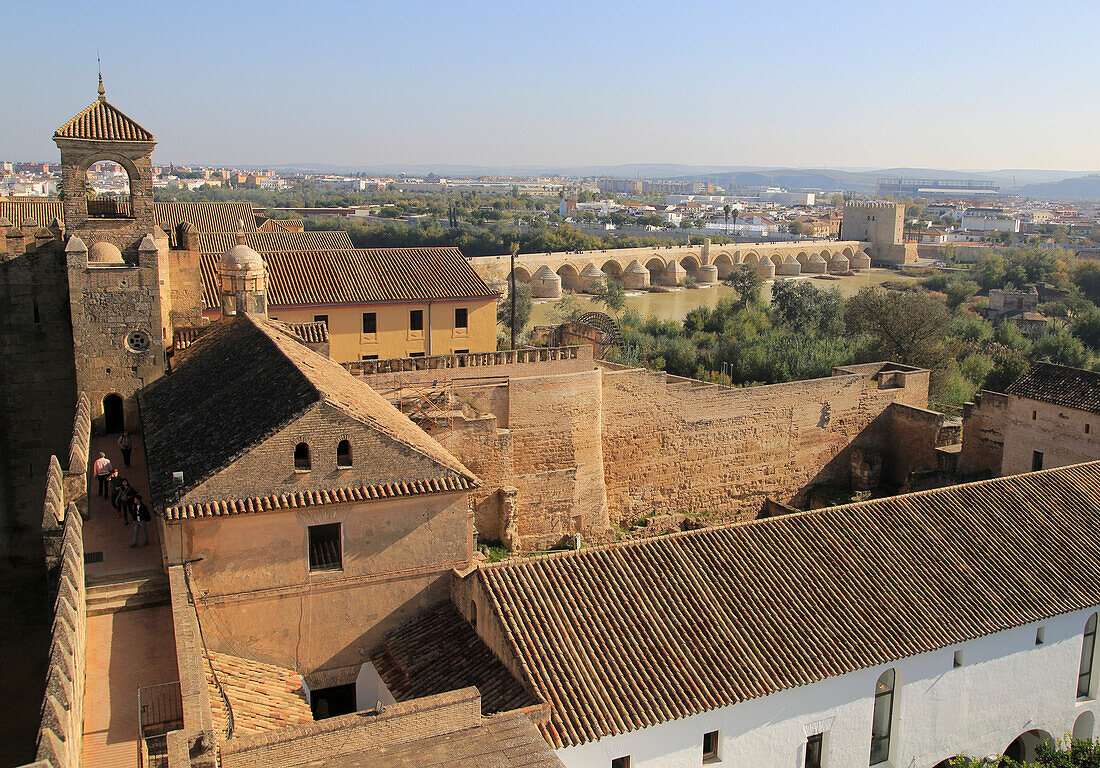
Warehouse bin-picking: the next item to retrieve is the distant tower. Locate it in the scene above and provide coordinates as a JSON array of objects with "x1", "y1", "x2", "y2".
[
  {"x1": 54, "y1": 77, "x2": 171, "y2": 433},
  {"x1": 217, "y1": 225, "x2": 267, "y2": 320}
]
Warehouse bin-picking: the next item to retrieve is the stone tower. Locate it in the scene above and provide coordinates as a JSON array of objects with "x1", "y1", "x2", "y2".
[
  {"x1": 217, "y1": 229, "x2": 268, "y2": 320},
  {"x1": 54, "y1": 77, "x2": 172, "y2": 432}
]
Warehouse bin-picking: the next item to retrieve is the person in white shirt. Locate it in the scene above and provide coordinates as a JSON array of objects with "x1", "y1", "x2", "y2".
[{"x1": 92, "y1": 452, "x2": 113, "y2": 497}]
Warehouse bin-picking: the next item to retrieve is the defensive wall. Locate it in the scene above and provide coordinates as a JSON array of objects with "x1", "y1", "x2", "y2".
[
  {"x1": 347, "y1": 351, "x2": 943, "y2": 550},
  {"x1": 467, "y1": 239, "x2": 873, "y2": 297},
  {"x1": 18, "y1": 392, "x2": 91, "y2": 768}
]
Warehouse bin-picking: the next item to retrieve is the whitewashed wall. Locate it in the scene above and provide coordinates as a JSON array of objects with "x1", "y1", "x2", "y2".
[{"x1": 557, "y1": 608, "x2": 1100, "y2": 768}]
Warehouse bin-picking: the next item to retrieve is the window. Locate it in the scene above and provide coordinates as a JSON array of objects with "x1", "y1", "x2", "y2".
[
  {"x1": 310, "y1": 683, "x2": 355, "y2": 719},
  {"x1": 1079, "y1": 613, "x2": 1097, "y2": 698},
  {"x1": 337, "y1": 440, "x2": 352, "y2": 468},
  {"x1": 294, "y1": 442, "x2": 311, "y2": 471},
  {"x1": 409, "y1": 351, "x2": 425, "y2": 358},
  {"x1": 32, "y1": 298, "x2": 40, "y2": 324},
  {"x1": 953, "y1": 649, "x2": 964, "y2": 668},
  {"x1": 362, "y1": 312, "x2": 377, "y2": 334},
  {"x1": 703, "y1": 730, "x2": 720, "y2": 763},
  {"x1": 1087, "y1": 424, "x2": 1092, "y2": 435},
  {"x1": 308, "y1": 523, "x2": 342, "y2": 571},
  {"x1": 410, "y1": 309, "x2": 424, "y2": 331},
  {"x1": 313, "y1": 314, "x2": 329, "y2": 327},
  {"x1": 870, "y1": 668, "x2": 895, "y2": 765},
  {"x1": 1032, "y1": 410, "x2": 1038, "y2": 420},
  {"x1": 1032, "y1": 451, "x2": 1044, "y2": 471},
  {"x1": 1036, "y1": 627, "x2": 1046, "y2": 645},
  {"x1": 454, "y1": 349, "x2": 469, "y2": 355},
  {"x1": 805, "y1": 733, "x2": 823, "y2": 768},
  {"x1": 611, "y1": 758, "x2": 631, "y2": 768},
  {"x1": 361, "y1": 354, "x2": 378, "y2": 361},
  {"x1": 455, "y1": 307, "x2": 468, "y2": 329}
]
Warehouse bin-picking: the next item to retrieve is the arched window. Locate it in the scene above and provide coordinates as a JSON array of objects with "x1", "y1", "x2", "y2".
[
  {"x1": 1080, "y1": 613, "x2": 1098, "y2": 699},
  {"x1": 294, "y1": 442, "x2": 311, "y2": 471},
  {"x1": 870, "y1": 668, "x2": 896, "y2": 765},
  {"x1": 336, "y1": 440, "x2": 352, "y2": 468},
  {"x1": 85, "y1": 160, "x2": 133, "y2": 218}
]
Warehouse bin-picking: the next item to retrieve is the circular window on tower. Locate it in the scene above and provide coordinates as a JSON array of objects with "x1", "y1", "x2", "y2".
[{"x1": 125, "y1": 329, "x2": 151, "y2": 354}]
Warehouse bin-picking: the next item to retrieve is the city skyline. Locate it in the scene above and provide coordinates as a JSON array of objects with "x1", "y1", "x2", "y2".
[{"x1": 4, "y1": 0, "x2": 1100, "y2": 171}]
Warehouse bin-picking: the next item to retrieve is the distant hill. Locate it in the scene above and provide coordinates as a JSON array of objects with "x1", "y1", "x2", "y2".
[{"x1": 1017, "y1": 175, "x2": 1100, "y2": 201}]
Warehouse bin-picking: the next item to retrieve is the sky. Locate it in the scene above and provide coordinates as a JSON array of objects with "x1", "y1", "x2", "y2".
[{"x1": 4, "y1": 0, "x2": 1100, "y2": 171}]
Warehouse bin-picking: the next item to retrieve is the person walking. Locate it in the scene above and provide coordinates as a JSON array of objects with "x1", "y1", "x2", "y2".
[
  {"x1": 118, "y1": 480, "x2": 136, "y2": 525},
  {"x1": 93, "y1": 452, "x2": 113, "y2": 498},
  {"x1": 117, "y1": 431, "x2": 133, "y2": 468},
  {"x1": 107, "y1": 470, "x2": 123, "y2": 518},
  {"x1": 131, "y1": 494, "x2": 151, "y2": 547}
]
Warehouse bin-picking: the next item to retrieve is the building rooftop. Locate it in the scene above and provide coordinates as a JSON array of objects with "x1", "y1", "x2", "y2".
[
  {"x1": 1005, "y1": 361, "x2": 1100, "y2": 414},
  {"x1": 138, "y1": 315, "x2": 477, "y2": 515},
  {"x1": 54, "y1": 86, "x2": 154, "y2": 143},
  {"x1": 198, "y1": 247, "x2": 498, "y2": 311},
  {"x1": 472, "y1": 461, "x2": 1100, "y2": 747},
  {"x1": 371, "y1": 601, "x2": 539, "y2": 716},
  {"x1": 193, "y1": 229, "x2": 352, "y2": 254},
  {"x1": 204, "y1": 650, "x2": 313, "y2": 738}
]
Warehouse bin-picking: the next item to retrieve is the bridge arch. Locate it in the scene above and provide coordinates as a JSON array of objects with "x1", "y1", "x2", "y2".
[
  {"x1": 842, "y1": 246, "x2": 855, "y2": 259},
  {"x1": 743, "y1": 251, "x2": 761, "y2": 266},
  {"x1": 510, "y1": 265, "x2": 532, "y2": 283},
  {"x1": 557, "y1": 263, "x2": 581, "y2": 291},
  {"x1": 645, "y1": 256, "x2": 665, "y2": 284},
  {"x1": 601, "y1": 259, "x2": 624, "y2": 281},
  {"x1": 796, "y1": 251, "x2": 810, "y2": 266},
  {"x1": 819, "y1": 249, "x2": 832, "y2": 262},
  {"x1": 713, "y1": 251, "x2": 735, "y2": 279},
  {"x1": 770, "y1": 253, "x2": 784, "y2": 267}
]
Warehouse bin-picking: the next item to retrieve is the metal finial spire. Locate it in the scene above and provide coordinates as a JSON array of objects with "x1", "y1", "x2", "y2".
[{"x1": 97, "y1": 53, "x2": 105, "y2": 101}]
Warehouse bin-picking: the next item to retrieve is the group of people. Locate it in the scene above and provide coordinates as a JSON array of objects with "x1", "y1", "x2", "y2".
[{"x1": 90, "y1": 431, "x2": 151, "y2": 547}]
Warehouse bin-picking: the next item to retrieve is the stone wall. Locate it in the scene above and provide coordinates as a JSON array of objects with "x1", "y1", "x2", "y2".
[
  {"x1": 959, "y1": 391, "x2": 1009, "y2": 477},
  {"x1": 999, "y1": 395, "x2": 1100, "y2": 476},
  {"x1": 879, "y1": 402, "x2": 956, "y2": 487}
]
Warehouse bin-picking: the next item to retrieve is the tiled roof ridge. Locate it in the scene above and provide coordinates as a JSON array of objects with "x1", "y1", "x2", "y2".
[
  {"x1": 475, "y1": 460, "x2": 1100, "y2": 571},
  {"x1": 253, "y1": 318, "x2": 477, "y2": 482},
  {"x1": 165, "y1": 474, "x2": 476, "y2": 519}
]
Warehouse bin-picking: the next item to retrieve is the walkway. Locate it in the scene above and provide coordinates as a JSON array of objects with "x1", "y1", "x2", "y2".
[
  {"x1": 82, "y1": 431, "x2": 178, "y2": 768},
  {"x1": 83, "y1": 433, "x2": 162, "y2": 579}
]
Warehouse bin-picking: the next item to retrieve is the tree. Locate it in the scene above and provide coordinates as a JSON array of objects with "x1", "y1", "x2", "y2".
[
  {"x1": 845, "y1": 286, "x2": 952, "y2": 369},
  {"x1": 498, "y1": 282, "x2": 532, "y2": 337},
  {"x1": 723, "y1": 204, "x2": 731, "y2": 233},
  {"x1": 945, "y1": 279, "x2": 980, "y2": 311},
  {"x1": 549, "y1": 294, "x2": 586, "y2": 323},
  {"x1": 591, "y1": 277, "x2": 626, "y2": 314},
  {"x1": 1074, "y1": 260, "x2": 1100, "y2": 303},
  {"x1": 726, "y1": 264, "x2": 763, "y2": 306},
  {"x1": 770, "y1": 279, "x2": 843, "y2": 335},
  {"x1": 1073, "y1": 308, "x2": 1100, "y2": 350},
  {"x1": 951, "y1": 736, "x2": 1100, "y2": 767},
  {"x1": 975, "y1": 252, "x2": 1006, "y2": 291}
]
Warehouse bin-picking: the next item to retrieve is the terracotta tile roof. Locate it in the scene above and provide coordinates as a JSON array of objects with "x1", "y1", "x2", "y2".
[
  {"x1": 193, "y1": 230, "x2": 352, "y2": 254},
  {"x1": 54, "y1": 96, "x2": 154, "y2": 142},
  {"x1": 311, "y1": 710, "x2": 564, "y2": 768},
  {"x1": 165, "y1": 475, "x2": 476, "y2": 520},
  {"x1": 281, "y1": 320, "x2": 329, "y2": 344},
  {"x1": 258, "y1": 218, "x2": 303, "y2": 232},
  {"x1": 371, "y1": 601, "x2": 539, "y2": 715},
  {"x1": 155, "y1": 202, "x2": 258, "y2": 243},
  {"x1": 1005, "y1": 362, "x2": 1100, "y2": 414},
  {"x1": 0, "y1": 200, "x2": 62, "y2": 229},
  {"x1": 138, "y1": 315, "x2": 477, "y2": 513},
  {"x1": 198, "y1": 247, "x2": 496, "y2": 311},
  {"x1": 475, "y1": 462, "x2": 1100, "y2": 748},
  {"x1": 203, "y1": 650, "x2": 313, "y2": 738}
]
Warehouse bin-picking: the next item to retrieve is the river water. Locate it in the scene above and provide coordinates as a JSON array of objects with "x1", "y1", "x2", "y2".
[{"x1": 529, "y1": 269, "x2": 913, "y2": 325}]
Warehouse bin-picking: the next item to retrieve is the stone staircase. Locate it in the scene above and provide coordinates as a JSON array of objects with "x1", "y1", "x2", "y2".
[{"x1": 86, "y1": 568, "x2": 170, "y2": 616}]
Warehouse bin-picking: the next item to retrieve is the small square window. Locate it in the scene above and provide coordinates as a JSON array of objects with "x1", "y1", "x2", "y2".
[
  {"x1": 1032, "y1": 410, "x2": 1038, "y2": 420},
  {"x1": 409, "y1": 351, "x2": 425, "y2": 358},
  {"x1": 308, "y1": 523, "x2": 342, "y2": 571},
  {"x1": 362, "y1": 312, "x2": 377, "y2": 334},
  {"x1": 361, "y1": 354, "x2": 378, "y2": 361},
  {"x1": 953, "y1": 649, "x2": 964, "y2": 668},
  {"x1": 805, "y1": 733, "x2": 823, "y2": 768},
  {"x1": 611, "y1": 758, "x2": 631, "y2": 768},
  {"x1": 703, "y1": 730, "x2": 720, "y2": 763},
  {"x1": 1036, "y1": 626, "x2": 1046, "y2": 645},
  {"x1": 454, "y1": 349, "x2": 469, "y2": 355},
  {"x1": 314, "y1": 314, "x2": 329, "y2": 327},
  {"x1": 410, "y1": 309, "x2": 424, "y2": 331},
  {"x1": 455, "y1": 307, "x2": 468, "y2": 329}
]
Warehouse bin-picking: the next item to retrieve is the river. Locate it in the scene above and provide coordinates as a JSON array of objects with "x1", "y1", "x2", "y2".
[{"x1": 529, "y1": 269, "x2": 914, "y2": 325}]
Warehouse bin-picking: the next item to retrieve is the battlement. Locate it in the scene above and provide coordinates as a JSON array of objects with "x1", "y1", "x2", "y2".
[
  {"x1": 843, "y1": 201, "x2": 902, "y2": 209},
  {"x1": 344, "y1": 345, "x2": 592, "y2": 377}
]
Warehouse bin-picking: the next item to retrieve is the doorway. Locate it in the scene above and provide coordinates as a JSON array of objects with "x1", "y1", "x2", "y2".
[{"x1": 103, "y1": 394, "x2": 124, "y2": 434}]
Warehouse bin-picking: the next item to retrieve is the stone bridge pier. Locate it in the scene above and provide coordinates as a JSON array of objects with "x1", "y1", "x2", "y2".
[{"x1": 470, "y1": 237, "x2": 873, "y2": 299}]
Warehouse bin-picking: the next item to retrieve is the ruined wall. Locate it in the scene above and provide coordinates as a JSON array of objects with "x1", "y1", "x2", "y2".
[
  {"x1": 880, "y1": 403, "x2": 953, "y2": 487},
  {"x1": 600, "y1": 366, "x2": 929, "y2": 525},
  {"x1": 168, "y1": 244, "x2": 207, "y2": 328},
  {"x1": 959, "y1": 391, "x2": 1009, "y2": 478}
]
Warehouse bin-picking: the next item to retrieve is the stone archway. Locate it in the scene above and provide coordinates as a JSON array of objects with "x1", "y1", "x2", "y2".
[
  {"x1": 510, "y1": 266, "x2": 532, "y2": 283},
  {"x1": 557, "y1": 263, "x2": 581, "y2": 291},
  {"x1": 601, "y1": 260, "x2": 624, "y2": 283},
  {"x1": 796, "y1": 251, "x2": 810, "y2": 266},
  {"x1": 743, "y1": 251, "x2": 761, "y2": 267},
  {"x1": 645, "y1": 257, "x2": 666, "y2": 285},
  {"x1": 713, "y1": 252, "x2": 735, "y2": 279},
  {"x1": 1004, "y1": 729, "x2": 1053, "y2": 763},
  {"x1": 103, "y1": 393, "x2": 124, "y2": 434}
]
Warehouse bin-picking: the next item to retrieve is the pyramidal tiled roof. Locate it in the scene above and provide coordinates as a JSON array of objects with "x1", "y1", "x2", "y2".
[{"x1": 54, "y1": 85, "x2": 154, "y2": 142}]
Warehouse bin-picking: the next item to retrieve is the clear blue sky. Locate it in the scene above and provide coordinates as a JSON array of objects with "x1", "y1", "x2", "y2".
[{"x1": 3, "y1": 0, "x2": 1099, "y2": 171}]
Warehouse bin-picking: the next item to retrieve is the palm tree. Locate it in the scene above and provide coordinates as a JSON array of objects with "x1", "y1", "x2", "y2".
[{"x1": 723, "y1": 204, "x2": 731, "y2": 234}]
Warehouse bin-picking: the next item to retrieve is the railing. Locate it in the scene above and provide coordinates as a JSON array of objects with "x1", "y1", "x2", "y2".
[
  {"x1": 138, "y1": 681, "x2": 183, "y2": 768},
  {"x1": 343, "y1": 345, "x2": 583, "y2": 376},
  {"x1": 87, "y1": 198, "x2": 133, "y2": 218}
]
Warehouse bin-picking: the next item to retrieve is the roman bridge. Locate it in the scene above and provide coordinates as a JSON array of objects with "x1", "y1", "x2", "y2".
[{"x1": 468, "y1": 238, "x2": 872, "y2": 297}]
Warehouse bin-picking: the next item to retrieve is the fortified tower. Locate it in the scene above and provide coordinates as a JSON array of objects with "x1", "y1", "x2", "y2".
[
  {"x1": 841, "y1": 201, "x2": 916, "y2": 265},
  {"x1": 54, "y1": 78, "x2": 172, "y2": 432}
]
